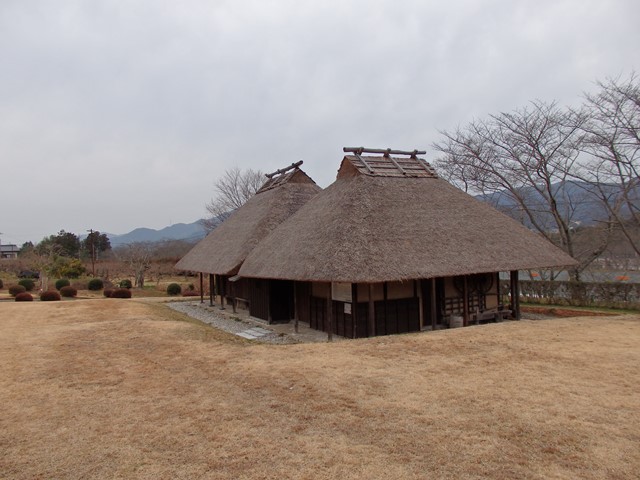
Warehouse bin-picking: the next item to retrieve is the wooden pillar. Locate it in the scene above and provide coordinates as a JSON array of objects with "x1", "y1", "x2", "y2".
[
  {"x1": 510, "y1": 270, "x2": 521, "y2": 320},
  {"x1": 293, "y1": 282, "x2": 299, "y2": 333},
  {"x1": 418, "y1": 279, "x2": 424, "y2": 330},
  {"x1": 462, "y1": 275, "x2": 469, "y2": 327},
  {"x1": 199, "y1": 272, "x2": 204, "y2": 304},
  {"x1": 208, "y1": 274, "x2": 214, "y2": 306},
  {"x1": 219, "y1": 275, "x2": 226, "y2": 310},
  {"x1": 368, "y1": 283, "x2": 376, "y2": 337},
  {"x1": 430, "y1": 278, "x2": 437, "y2": 330},
  {"x1": 352, "y1": 283, "x2": 358, "y2": 339},
  {"x1": 326, "y1": 284, "x2": 333, "y2": 342}
]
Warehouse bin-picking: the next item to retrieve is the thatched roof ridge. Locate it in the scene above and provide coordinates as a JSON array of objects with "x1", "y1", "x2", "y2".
[
  {"x1": 239, "y1": 164, "x2": 577, "y2": 283},
  {"x1": 175, "y1": 168, "x2": 321, "y2": 275},
  {"x1": 340, "y1": 154, "x2": 438, "y2": 178}
]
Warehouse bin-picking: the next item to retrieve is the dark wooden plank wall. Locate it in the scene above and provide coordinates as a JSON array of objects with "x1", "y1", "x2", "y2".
[
  {"x1": 308, "y1": 296, "x2": 419, "y2": 338},
  {"x1": 295, "y1": 281, "x2": 311, "y2": 325},
  {"x1": 374, "y1": 298, "x2": 420, "y2": 336},
  {"x1": 309, "y1": 296, "x2": 326, "y2": 331},
  {"x1": 249, "y1": 278, "x2": 270, "y2": 321}
]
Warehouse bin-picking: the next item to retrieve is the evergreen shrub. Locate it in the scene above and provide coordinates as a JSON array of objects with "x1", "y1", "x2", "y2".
[
  {"x1": 167, "y1": 283, "x2": 182, "y2": 296},
  {"x1": 9, "y1": 285, "x2": 26, "y2": 296},
  {"x1": 55, "y1": 278, "x2": 71, "y2": 290},
  {"x1": 111, "y1": 288, "x2": 132, "y2": 298},
  {"x1": 60, "y1": 286, "x2": 77, "y2": 298},
  {"x1": 40, "y1": 291, "x2": 61, "y2": 301},
  {"x1": 87, "y1": 278, "x2": 104, "y2": 291},
  {"x1": 15, "y1": 292, "x2": 33, "y2": 302},
  {"x1": 18, "y1": 278, "x2": 35, "y2": 291}
]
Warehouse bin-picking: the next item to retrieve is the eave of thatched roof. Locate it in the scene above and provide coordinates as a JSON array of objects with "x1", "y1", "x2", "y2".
[
  {"x1": 175, "y1": 169, "x2": 321, "y2": 275},
  {"x1": 238, "y1": 169, "x2": 578, "y2": 283}
]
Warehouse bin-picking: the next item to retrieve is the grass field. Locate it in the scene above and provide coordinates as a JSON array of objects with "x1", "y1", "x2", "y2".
[{"x1": 1, "y1": 300, "x2": 639, "y2": 479}]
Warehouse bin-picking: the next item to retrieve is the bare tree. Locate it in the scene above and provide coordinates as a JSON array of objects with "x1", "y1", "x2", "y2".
[
  {"x1": 201, "y1": 167, "x2": 264, "y2": 231},
  {"x1": 117, "y1": 242, "x2": 154, "y2": 288},
  {"x1": 433, "y1": 101, "x2": 613, "y2": 281},
  {"x1": 573, "y1": 73, "x2": 640, "y2": 256}
]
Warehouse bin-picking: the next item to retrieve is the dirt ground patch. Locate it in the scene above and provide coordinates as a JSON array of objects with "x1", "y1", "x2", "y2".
[{"x1": 1, "y1": 300, "x2": 639, "y2": 479}]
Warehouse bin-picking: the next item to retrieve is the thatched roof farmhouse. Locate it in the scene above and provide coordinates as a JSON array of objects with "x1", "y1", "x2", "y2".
[
  {"x1": 175, "y1": 161, "x2": 321, "y2": 317},
  {"x1": 178, "y1": 148, "x2": 576, "y2": 338}
]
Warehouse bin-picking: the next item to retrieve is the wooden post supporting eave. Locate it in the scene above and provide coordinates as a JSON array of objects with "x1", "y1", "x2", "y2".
[
  {"x1": 510, "y1": 270, "x2": 521, "y2": 320},
  {"x1": 462, "y1": 275, "x2": 469, "y2": 327},
  {"x1": 352, "y1": 283, "x2": 358, "y2": 339},
  {"x1": 416, "y1": 279, "x2": 425, "y2": 330},
  {"x1": 326, "y1": 283, "x2": 333, "y2": 342},
  {"x1": 199, "y1": 272, "x2": 204, "y2": 304},
  {"x1": 209, "y1": 274, "x2": 214, "y2": 306},
  {"x1": 219, "y1": 275, "x2": 226, "y2": 310},
  {"x1": 430, "y1": 278, "x2": 437, "y2": 331},
  {"x1": 368, "y1": 283, "x2": 376, "y2": 337},
  {"x1": 293, "y1": 282, "x2": 299, "y2": 333}
]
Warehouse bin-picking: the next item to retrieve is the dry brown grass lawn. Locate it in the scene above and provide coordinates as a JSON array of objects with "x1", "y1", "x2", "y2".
[{"x1": 1, "y1": 300, "x2": 638, "y2": 479}]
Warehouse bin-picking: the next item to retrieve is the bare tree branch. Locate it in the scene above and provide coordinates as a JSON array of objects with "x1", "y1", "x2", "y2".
[{"x1": 201, "y1": 167, "x2": 264, "y2": 231}]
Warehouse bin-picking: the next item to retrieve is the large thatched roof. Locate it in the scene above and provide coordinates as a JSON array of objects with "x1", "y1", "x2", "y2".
[
  {"x1": 238, "y1": 154, "x2": 577, "y2": 283},
  {"x1": 175, "y1": 167, "x2": 321, "y2": 275}
]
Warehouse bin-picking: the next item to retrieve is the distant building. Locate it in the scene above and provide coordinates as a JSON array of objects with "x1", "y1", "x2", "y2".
[{"x1": 0, "y1": 244, "x2": 19, "y2": 259}]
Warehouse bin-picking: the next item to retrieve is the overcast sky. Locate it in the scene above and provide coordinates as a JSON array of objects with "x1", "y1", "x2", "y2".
[{"x1": 1, "y1": 0, "x2": 638, "y2": 245}]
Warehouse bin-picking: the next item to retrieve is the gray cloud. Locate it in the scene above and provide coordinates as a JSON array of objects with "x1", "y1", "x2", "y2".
[{"x1": 0, "y1": 0, "x2": 638, "y2": 244}]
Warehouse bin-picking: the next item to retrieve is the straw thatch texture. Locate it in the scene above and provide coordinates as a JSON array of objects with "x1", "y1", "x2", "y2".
[
  {"x1": 175, "y1": 171, "x2": 321, "y2": 275},
  {"x1": 239, "y1": 172, "x2": 577, "y2": 283}
]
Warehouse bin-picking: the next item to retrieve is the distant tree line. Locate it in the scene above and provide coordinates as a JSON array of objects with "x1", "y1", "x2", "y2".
[{"x1": 433, "y1": 73, "x2": 639, "y2": 281}]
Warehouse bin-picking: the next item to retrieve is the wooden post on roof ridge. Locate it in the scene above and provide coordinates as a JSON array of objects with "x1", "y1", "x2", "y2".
[{"x1": 265, "y1": 160, "x2": 303, "y2": 179}]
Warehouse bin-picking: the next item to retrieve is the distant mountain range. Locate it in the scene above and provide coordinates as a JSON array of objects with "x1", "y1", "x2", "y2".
[
  {"x1": 103, "y1": 181, "x2": 638, "y2": 247},
  {"x1": 476, "y1": 181, "x2": 639, "y2": 229},
  {"x1": 108, "y1": 221, "x2": 207, "y2": 246}
]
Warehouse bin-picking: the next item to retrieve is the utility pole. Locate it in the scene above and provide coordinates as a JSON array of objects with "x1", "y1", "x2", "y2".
[{"x1": 87, "y1": 229, "x2": 96, "y2": 277}]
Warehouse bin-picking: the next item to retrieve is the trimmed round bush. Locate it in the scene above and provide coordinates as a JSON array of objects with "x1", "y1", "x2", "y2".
[
  {"x1": 167, "y1": 283, "x2": 182, "y2": 296},
  {"x1": 60, "y1": 286, "x2": 77, "y2": 298},
  {"x1": 40, "y1": 290, "x2": 61, "y2": 301},
  {"x1": 110, "y1": 288, "x2": 132, "y2": 299},
  {"x1": 103, "y1": 288, "x2": 114, "y2": 298},
  {"x1": 15, "y1": 292, "x2": 33, "y2": 302},
  {"x1": 182, "y1": 290, "x2": 200, "y2": 297},
  {"x1": 119, "y1": 279, "x2": 132, "y2": 289},
  {"x1": 55, "y1": 278, "x2": 71, "y2": 290},
  {"x1": 9, "y1": 285, "x2": 26, "y2": 297},
  {"x1": 18, "y1": 278, "x2": 35, "y2": 291},
  {"x1": 87, "y1": 278, "x2": 104, "y2": 291},
  {"x1": 0, "y1": 279, "x2": 4, "y2": 289}
]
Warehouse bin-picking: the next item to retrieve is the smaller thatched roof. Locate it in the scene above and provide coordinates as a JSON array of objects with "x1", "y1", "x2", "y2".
[
  {"x1": 175, "y1": 165, "x2": 321, "y2": 275},
  {"x1": 238, "y1": 153, "x2": 577, "y2": 283}
]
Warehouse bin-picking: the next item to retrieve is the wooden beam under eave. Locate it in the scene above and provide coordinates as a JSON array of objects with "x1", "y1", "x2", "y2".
[{"x1": 199, "y1": 272, "x2": 204, "y2": 304}]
